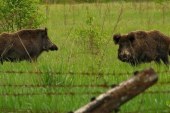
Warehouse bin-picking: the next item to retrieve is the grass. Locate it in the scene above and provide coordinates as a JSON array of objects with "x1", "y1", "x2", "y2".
[{"x1": 0, "y1": 1, "x2": 170, "y2": 113}]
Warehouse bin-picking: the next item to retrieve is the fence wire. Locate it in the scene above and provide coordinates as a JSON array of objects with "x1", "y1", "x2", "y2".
[
  {"x1": 0, "y1": 70, "x2": 169, "y2": 95},
  {"x1": 0, "y1": 90, "x2": 169, "y2": 97},
  {"x1": 0, "y1": 70, "x2": 169, "y2": 113},
  {"x1": 0, "y1": 70, "x2": 170, "y2": 76},
  {"x1": 0, "y1": 81, "x2": 169, "y2": 88}
]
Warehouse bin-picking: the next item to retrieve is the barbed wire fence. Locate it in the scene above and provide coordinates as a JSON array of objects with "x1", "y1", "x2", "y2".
[
  {"x1": 0, "y1": 69, "x2": 169, "y2": 113},
  {"x1": 0, "y1": 69, "x2": 170, "y2": 76}
]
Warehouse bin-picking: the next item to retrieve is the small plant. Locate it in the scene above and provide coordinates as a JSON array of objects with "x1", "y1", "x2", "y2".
[
  {"x1": 167, "y1": 101, "x2": 170, "y2": 108},
  {"x1": 43, "y1": 73, "x2": 54, "y2": 86},
  {"x1": 75, "y1": 15, "x2": 107, "y2": 55},
  {"x1": 0, "y1": 0, "x2": 44, "y2": 32}
]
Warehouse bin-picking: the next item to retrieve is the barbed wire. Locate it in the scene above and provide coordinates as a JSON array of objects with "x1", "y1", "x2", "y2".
[
  {"x1": 0, "y1": 90, "x2": 169, "y2": 97},
  {"x1": 0, "y1": 70, "x2": 170, "y2": 76},
  {"x1": 0, "y1": 81, "x2": 169, "y2": 88},
  {"x1": 0, "y1": 92, "x2": 101, "y2": 96},
  {"x1": 0, "y1": 70, "x2": 169, "y2": 113},
  {"x1": 0, "y1": 108, "x2": 59, "y2": 113},
  {"x1": 0, "y1": 70, "x2": 131, "y2": 76},
  {"x1": 0, "y1": 84, "x2": 109, "y2": 88}
]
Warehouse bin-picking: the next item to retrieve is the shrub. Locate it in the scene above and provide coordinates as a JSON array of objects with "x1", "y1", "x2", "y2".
[
  {"x1": 0, "y1": 0, "x2": 44, "y2": 32},
  {"x1": 75, "y1": 15, "x2": 107, "y2": 55}
]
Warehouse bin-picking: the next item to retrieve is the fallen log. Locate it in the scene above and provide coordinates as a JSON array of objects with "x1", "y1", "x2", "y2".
[{"x1": 73, "y1": 68, "x2": 158, "y2": 113}]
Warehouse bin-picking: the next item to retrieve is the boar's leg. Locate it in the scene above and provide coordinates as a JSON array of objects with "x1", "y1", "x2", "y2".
[
  {"x1": 161, "y1": 55, "x2": 169, "y2": 65},
  {"x1": 155, "y1": 58, "x2": 161, "y2": 64},
  {"x1": 28, "y1": 57, "x2": 37, "y2": 63},
  {"x1": 0, "y1": 58, "x2": 3, "y2": 64},
  {"x1": 130, "y1": 61, "x2": 139, "y2": 66},
  {"x1": 0, "y1": 44, "x2": 13, "y2": 64},
  {"x1": 129, "y1": 58, "x2": 140, "y2": 66},
  {"x1": 32, "y1": 58, "x2": 37, "y2": 62},
  {"x1": 130, "y1": 62, "x2": 136, "y2": 66}
]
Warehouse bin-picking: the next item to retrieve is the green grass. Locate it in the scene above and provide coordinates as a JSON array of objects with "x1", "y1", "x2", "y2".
[{"x1": 0, "y1": 1, "x2": 170, "y2": 113}]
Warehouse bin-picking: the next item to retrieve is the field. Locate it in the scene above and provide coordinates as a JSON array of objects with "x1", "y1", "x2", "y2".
[{"x1": 0, "y1": 1, "x2": 170, "y2": 113}]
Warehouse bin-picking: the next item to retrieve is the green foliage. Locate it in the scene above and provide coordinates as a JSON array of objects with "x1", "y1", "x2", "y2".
[
  {"x1": 43, "y1": 73, "x2": 55, "y2": 86},
  {"x1": 167, "y1": 101, "x2": 170, "y2": 108},
  {"x1": 75, "y1": 15, "x2": 107, "y2": 55},
  {"x1": 0, "y1": 0, "x2": 44, "y2": 32}
]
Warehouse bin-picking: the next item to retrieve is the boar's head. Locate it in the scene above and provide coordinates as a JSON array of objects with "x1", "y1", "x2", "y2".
[
  {"x1": 41, "y1": 28, "x2": 58, "y2": 52},
  {"x1": 113, "y1": 33, "x2": 138, "y2": 64}
]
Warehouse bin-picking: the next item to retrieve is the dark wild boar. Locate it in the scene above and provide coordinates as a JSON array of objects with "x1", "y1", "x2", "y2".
[
  {"x1": 0, "y1": 28, "x2": 58, "y2": 64},
  {"x1": 113, "y1": 30, "x2": 170, "y2": 65}
]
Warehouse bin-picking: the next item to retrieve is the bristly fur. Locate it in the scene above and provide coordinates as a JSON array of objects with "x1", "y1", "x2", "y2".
[
  {"x1": 0, "y1": 28, "x2": 58, "y2": 64},
  {"x1": 113, "y1": 30, "x2": 170, "y2": 65}
]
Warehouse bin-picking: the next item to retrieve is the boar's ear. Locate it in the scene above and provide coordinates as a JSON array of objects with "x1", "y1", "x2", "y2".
[
  {"x1": 113, "y1": 34, "x2": 121, "y2": 44},
  {"x1": 43, "y1": 27, "x2": 48, "y2": 36},
  {"x1": 128, "y1": 33, "x2": 135, "y2": 42},
  {"x1": 45, "y1": 27, "x2": 48, "y2": 32}
]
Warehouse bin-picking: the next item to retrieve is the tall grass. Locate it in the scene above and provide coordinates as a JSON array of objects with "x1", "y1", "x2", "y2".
[{"x1": 0, "y1": 1, "x2": 170, "y2": 113}]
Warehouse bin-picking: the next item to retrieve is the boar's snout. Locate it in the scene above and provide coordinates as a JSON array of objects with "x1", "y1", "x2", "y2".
[
  {"x1": 118, "y1": 49, "x2": 131, "y2": 62},
  {"x1": 49, "y1": 44, "x2": 58, "y2": 51}
]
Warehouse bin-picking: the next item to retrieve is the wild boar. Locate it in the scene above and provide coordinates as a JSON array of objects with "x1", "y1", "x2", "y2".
[
  {"x1": 0, "y1": 28, "x2": 58, "y2": 64},
  {"x1": 113, "y1": 30, "x2": 170, "y2": 65}
]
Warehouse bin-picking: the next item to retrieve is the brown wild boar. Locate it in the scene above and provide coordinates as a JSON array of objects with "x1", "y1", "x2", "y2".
[
  {"x1": 0, "y1": 28, "x2": 58, "y2": 64},
  {"x1": 113, "y1": 30, "x2": 170, "y2": 66}
]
